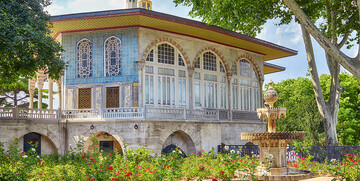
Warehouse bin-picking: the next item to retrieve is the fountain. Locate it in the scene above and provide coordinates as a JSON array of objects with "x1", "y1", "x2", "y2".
[{"x1": 236, "y1": 80, "x2": 313, "y2": 181}]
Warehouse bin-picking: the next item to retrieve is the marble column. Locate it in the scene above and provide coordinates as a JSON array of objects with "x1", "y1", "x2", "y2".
[
  {"x1": 48, "y1": 78, "x2": 54, "y2": 110},
  {"x1": 37, "y1": 70, "x2": 45, "y2": 109},
  {"x1": 187, "y1": 67, "x2": 194, "y2": 109},
  {"x1": 56, "y1": 79, "x2": 62, "y2": 109},
  {"x1": 29, "y1": 78, "x2": 36, "y2": 109},
  {"x1": 226, "y1": 74, "x2": 233, "y2": 121}
]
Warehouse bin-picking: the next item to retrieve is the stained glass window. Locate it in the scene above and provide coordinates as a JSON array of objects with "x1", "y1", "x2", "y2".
[
  {"x1": 105, "y1": 36, "x2": 121, "y2": 77},
  {"x1": 78, "y1": 88, "x2": 91, "y2": 109},
  {"x1": 77, "y1": 39, "x2": 92, "y2": 78},
  {"x1": 158, "y1": 44, "x2": 174, "y2": 65}
]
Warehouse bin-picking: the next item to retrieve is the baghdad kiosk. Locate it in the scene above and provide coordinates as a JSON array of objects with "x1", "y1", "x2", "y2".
[{"x1": 0, "y1": 0, "x2": 297, "y2": 156}]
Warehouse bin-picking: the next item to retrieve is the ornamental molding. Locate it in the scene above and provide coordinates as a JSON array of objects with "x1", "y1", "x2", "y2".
[
  {"x1": 233, "y1": 53, "x2": 264, "y2": 86},
  {"x1": 141, "y1": 37, "x2": 190, "y2": 67},
  {"x1": 193, "y1": 47, "x2": 228, "y2": 72}
]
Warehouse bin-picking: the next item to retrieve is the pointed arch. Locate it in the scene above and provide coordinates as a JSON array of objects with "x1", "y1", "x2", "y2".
[
  {"x1": 77, "y1": 38, "x2": 92, "y2": 78},
  {"x1": 141, "y1": 37, "x2": 190, "y2": 67},
  {"x1": 234, "y1": 54, "x2": 264, "y2": 85},
  {"x1": 104, "y1": 36, "x2": 121, "y2": 77},
  {"x1": 83, "y1": 131, "x2": 124, "y2": 154},
  {"x1": 19, "y1": 131, "x2": 58, "y2": 155},
  {"x1": 162, "y1": 130, "x2": 196, "y2": 156},
  {"x1": 193, "y1": 47, "x2": 228, "y2": 73}
]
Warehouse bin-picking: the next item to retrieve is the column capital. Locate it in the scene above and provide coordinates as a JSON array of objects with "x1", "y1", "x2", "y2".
[{"x1": 187, "y1": 66, "x2": 194, "y2": 77}]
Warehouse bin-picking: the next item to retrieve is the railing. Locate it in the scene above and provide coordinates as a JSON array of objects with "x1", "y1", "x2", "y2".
[
  {"x1": 0, "y1": 108, "x2": 60, "y2": 119},
  {"x1": 102, "y1": 108, "x2": 143, "y2": 119},
  {"x1": 62, "y1": 109, "x2": 99, "y2": 119},
  {"x1": 0, "y1": 107, "x2": 263, "y2": 122},
  {"x1": 217, "y1": 145, "x2": 360, "y2": 163}
]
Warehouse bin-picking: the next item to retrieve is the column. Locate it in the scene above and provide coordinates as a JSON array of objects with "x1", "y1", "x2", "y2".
[
  {"x1": 135, "y1": 61, "x2": 145, "y2": 107},
  {"x1": 29, "y1": 78, "x2": 36, "y2": 109},
  {"x1": 187, "y1": 67, "x2": 194, "y2": 109},
  {"x1": 227, "y1": 74, "x2": 232, "y2": 121},
  {"x1": 48, "y1": 78, "x2": 54, "y2": 110},
  {"x1": 37, "y1": 70, "x2": 45, "y2": 109},
  {"x1": 56, "y1": 79, "x2": 62, "y2": 109}
]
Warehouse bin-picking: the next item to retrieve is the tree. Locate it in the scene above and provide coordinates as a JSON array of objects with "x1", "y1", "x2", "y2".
[
  {"x1": 173, "y1": 0, "x2": 359, "y2": 145},
  {"x1": 272, "y1": 73, "x2": 360, "y2": 146},
  {"x1": 0, "y1": 78, "x2": 49, "y2": 109},
  {"x1": 0, "y1": 0, "x2": 65, "y2": 85},
  {"x1": 272, "y1": 78, "x2": 325, "y2": 146}
]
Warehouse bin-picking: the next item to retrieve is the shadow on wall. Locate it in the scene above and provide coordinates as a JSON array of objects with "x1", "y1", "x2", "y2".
[
  {"x1": 83, "y1": 131, "x2": 123, "y2": 154},
  {"x1": 162, "y1": 130, "x2": 196, "y2": 156},
  {"x1": 18, "y1": 132, "x2": 57, "y2": 155}
]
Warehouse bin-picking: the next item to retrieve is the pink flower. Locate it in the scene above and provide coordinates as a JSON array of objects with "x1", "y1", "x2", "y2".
[
  {"x1": 106, "y1": 166, "x2": 113, "y2": 170},
  {"x1": 212, "y1": 179, "x2": 217, "y2": 181},
  {"x1": 220, "y1": 171, "x2": 225, "y2": 175},
  {"x1": 200, "y1": 167, "x2": 204, "y2": 171}
]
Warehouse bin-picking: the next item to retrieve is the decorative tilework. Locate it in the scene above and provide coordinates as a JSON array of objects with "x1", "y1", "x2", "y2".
[
  {"x1": 124, "y1": 85, "x2": 132, "y2": 107},
  {"x1": 63, "y1": 29, "x2": 139, "y2": 85}
]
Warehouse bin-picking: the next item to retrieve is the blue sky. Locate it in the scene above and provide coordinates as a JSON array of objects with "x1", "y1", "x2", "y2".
[{"x1": 46, "y1": 0, "x2": 358, "y2": 84}]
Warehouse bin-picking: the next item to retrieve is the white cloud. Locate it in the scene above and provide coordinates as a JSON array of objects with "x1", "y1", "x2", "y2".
[{"x1": 45, "y1": 4, "x2": 66, "y2": 15}]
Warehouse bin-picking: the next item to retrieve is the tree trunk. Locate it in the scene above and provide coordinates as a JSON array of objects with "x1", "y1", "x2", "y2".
[
  {"x1": 301, "y1": 26, "x2": 341, "y2": 146},
  {"x1": 283, "y1": 0, "x2": 360, "y2": 82}
]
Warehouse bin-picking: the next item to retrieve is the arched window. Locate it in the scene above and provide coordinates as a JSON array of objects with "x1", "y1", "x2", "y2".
[
  {"x1": 77, "y1": 39, "x2": 92, "y2": 78},
  {"x1": 104, "y1": 36, "x2": 121, "y2": 76},
  {"x1": 193, "y1": 51, "x2": 227, "y2": 109},
  {"x1": 232, "y1": 59, "x2": 261, "y2": 111},
  {"x1": 144, "y1": 43, "x2": 187, "y2": 107}
]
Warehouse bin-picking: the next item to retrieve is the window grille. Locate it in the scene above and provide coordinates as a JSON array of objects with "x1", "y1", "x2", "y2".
[
  {"x1": 78, "y1": 88, "x2": 91, "y2": 109},
  {"x1": 146, "y1": 50, "x2": 154, "y2": 62},
  {"x1": 77, "y1": 39, "x2": 92, "y2": 78},
  {"x1": 106, "y1": 87, "x2": 119, "y2": 108},
  {"x1": 240, "y1": 59, "x2": 251, "y2": 77},
  {"x1": 195, "y1": 58, "x2": 200, "y2": 68},
  {"x1": 220, "y1": 62, "x2": 225, "y2": 73},
  {"x1": 105, "y1": 36, "x2": 121, "y2": 77},
  {"x1": 178, "y1": 54, "x2": 185, "y2": 66},
  {"x1": 158, "y1": 44, "x2": 174, "y2": 65},
  {"x1": 203, "y1": 52, "x2": 217, "y2": 71}
]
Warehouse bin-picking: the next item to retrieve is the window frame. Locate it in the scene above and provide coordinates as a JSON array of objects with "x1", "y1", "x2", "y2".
[
  {"x1": 104, "y1": 36, "x2": 122, "y2": 77},
  {"x1": 143, "y1": 43, "x2": 188, "y2": 108},
  {"x1": 193, "y1": 51, "x2": 227, "y2": 109}
]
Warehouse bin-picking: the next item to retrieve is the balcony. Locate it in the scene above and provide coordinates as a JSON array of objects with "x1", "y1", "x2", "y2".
[{"x1": 0, "y1": 107, "x2": 260, "y2": 122}]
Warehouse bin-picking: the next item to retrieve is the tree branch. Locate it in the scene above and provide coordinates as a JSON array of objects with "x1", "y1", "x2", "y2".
[
  {"x1": 283, "y1": 0, "x2": 360, "y2": 81},
  {"x1": 301, "y1": 25, "x2": 328, "y2": 118},
  {"x1": 338, "y1": 31, "x2": 350, "y2": 49}
]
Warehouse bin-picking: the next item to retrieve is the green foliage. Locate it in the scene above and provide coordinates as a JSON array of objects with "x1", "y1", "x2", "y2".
[
  {"x1": 288, "y1": 154, "x2": 360, "y2": 180},
  {"x1": 271, "y1": 77, "x2": 325, "y2": 145},
  {"x1": 173, "y1": 0, "x2": 359, "y2": 49},
  {"x1": 0, "y1": 140, "x2": 262, "y2": 180},
  {"x1": 0, "y1": 0, "x2": 66, "y2": 85},
  {"x1": 270, "y1": 73, "x2": 360, "y2": 146},
  {"x1": 337, "y1": 73, "x2": 360, "y2": 146}
]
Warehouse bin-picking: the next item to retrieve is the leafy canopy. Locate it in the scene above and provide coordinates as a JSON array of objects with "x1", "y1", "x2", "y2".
[
  {"x1": 173, "y1": 0, "x2": 359, "y2": 48},
  {"x1": 271, "y1": 73, "x2": 360, "y2": 146},
  {"x1": 0, "y1": 0, "x2": 65, "y2": 84}
]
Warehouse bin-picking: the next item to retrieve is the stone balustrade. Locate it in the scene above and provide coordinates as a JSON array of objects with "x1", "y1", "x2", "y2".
[{"x1": 0, "y1": 107, "x2": 261, "y2": 122}]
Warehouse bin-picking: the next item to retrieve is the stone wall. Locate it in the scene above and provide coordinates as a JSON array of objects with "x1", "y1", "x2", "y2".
[{"x1": 0, "y1": 119, "x2": 265, "y2": 156}]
